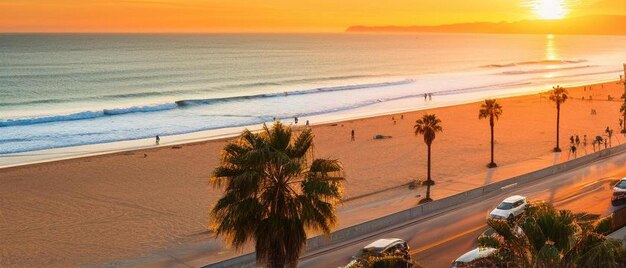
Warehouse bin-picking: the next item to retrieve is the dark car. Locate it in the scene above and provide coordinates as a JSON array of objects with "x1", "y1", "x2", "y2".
[{"x1": 612, "y1": 177, "x2": 626, "y2": 205}]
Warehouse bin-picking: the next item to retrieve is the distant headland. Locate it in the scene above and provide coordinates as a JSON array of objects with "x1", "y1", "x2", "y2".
[{"x1": 346, "y1": 15, "x2": 626, "y2": 35}]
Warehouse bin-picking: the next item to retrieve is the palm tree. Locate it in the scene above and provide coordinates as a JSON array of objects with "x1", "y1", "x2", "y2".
[
  {"x1": 210, "y1": 122, "x2": 344, "y2": 268},
  {"x1": 549, "y1": 86, "x2": 568, "y2": 152},
  {"x1": 476, "y1": 202, "x2": 626, "y2": 267},
  {"x1": 414, "y1": 114, "x2": 443, "y2": 204},
  {"x1": 479, "y1": 99, "x2": 503, "y2": 168}
]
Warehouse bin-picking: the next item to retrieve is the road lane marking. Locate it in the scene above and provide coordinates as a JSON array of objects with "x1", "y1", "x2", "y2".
[
  {"x1": 409, "y1": 224, "x2": 487, "y2": 255},
  {"x1": 501, "y1": 183, "x2": 518, "y2": 190}
]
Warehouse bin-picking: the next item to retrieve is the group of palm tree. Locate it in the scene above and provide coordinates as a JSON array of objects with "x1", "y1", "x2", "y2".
[
  {"x1": 415, "y1": 86, "x2": 568, "y2": 203},
  {"x1": 473, "y1": 202, "x2": 625, "y2": 267},
  {"x1": 209, "y1": 85, "x2": 572, "y2": 267}
]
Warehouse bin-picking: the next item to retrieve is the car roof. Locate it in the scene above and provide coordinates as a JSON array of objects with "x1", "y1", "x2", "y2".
[
  {"x1": 503, "y1": 195, "x2": 526, "y2": 203},
  {"x1": 363, "y1": 238, "x2": 405, "y2": 251},
  {"x1": 455, "y1": 247, "x2": 497, "y2": 263}
]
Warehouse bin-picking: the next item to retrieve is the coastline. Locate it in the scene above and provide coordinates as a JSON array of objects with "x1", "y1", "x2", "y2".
[
  {"x1": 1, "y1": 79, "x2": 625, "y2": 267},
  {"x1": 0, "y1": 76, "x2": 617, "y2": 169}
]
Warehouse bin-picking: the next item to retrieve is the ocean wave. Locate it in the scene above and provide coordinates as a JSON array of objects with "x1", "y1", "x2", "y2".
[
  {"x1": 482, "y1": 59, "x2": 587, "y2": 68},
  {"x1": 0, "y1": 79, "x2": 414, "y2": 128},
  {"x1": 0, "y1": 111, "x2": 104, "y2": 127},
  {"x1": 500, "y1": 65, "x2": 593, "y2": 75},
  {"x1": 102, "y1": 103, "x2": 178, "y2": 115},
  {"x1": 176, "y1": 79, "x2": 414, "y2": 106},
  {"x1": 0, "y1": 103, "x2": 178, "y2": 127},
  {"x1": 0, "y1": 74, "x2": 393, "y2": 107}
]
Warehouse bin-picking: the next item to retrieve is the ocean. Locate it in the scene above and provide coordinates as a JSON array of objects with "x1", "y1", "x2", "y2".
[{"x1": 1, "y1": 33, "x2": 625, "y2": 154}]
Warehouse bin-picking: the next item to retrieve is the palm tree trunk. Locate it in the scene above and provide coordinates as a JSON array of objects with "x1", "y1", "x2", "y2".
[
  {"x1": 489, "y1": 116, "x2": 496, "y2": 168},
  {"x1": 623, "y1": 111, "x2": 626, "y2": 133},
  {"x1": 555, "y1": 104, "x2": 562, "y2": 152},
  {"x1": 426, "y1": 144, "x2": 432, "y2": 200}
]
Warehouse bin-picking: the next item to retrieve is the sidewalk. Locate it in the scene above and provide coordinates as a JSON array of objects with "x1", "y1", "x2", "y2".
[{"x1": 107, "y1": 148, "x2": 588, "y2": 267}]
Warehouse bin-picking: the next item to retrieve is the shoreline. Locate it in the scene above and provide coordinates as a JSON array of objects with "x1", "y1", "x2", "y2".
[{"x1": 0, "y1": 77, "x2": 617, "y2": 170}]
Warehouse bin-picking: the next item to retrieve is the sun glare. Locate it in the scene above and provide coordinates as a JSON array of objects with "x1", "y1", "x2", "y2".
[{"x1": 532, "y1": 0, "x2": 568, "y2": 20}]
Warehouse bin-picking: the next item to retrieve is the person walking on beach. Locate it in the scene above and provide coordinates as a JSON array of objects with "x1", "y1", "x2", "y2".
[
  {"x1": 429, "y1": 93, "x2": 432, "y2": 101},
  {"x1": 568, "y1": 143, "x2": 577, "y2": 159},
  {"x1": 305, "y1": 120, "x2": 309, "y2": 126},
  {"x1": 605, "y1": 126, "x2": 613, "y2": 147},
  {"x1": 294, "y1": 117, "x2": 298, "y2": 124},
  {"x1": 583, "y1": 135, "x2": 588, "y2": 154},
  {"x1": 592, "y1": 140, "x2": 597, "y2": 152},
  {"x1": 424, "y1": 94, "x2": 427, "y2": 101},
  {"x1": 155, "y1": 135, "x2": 160, "y2": 145},
  {"x1": 569, "y1": 135, "x2": 574, "y2": 145},
  {"x1": 351, "y1": 129, "x2": 355, "y2": 141},
  {"x1": 575, "y1": 135, "x2": 580, "y2": 147}
]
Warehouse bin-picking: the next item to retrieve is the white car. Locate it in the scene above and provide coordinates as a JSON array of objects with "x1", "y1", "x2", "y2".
[
  {"x1": 450, "y1": 247, "x2": 496, "y2": 268},
  {"x1": 489, "y1": 195, "x2": 527, "y2": 220},
  {"x1": 612, "y1": 177, "x2": 626, "y2": 203},
  {"x1": 346, "y1": 238, "x2": 411, "y2": 267}
]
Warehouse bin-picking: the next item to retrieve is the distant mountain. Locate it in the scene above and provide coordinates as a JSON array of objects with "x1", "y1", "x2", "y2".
[{"x1": 346, "y1": 15, "x2": 626, "y2": 35}]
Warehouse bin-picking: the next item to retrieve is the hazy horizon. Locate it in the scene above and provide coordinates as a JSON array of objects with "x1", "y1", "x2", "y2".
[{"x1": 1, "y1": 0, "x2": 625, "y2": 33}]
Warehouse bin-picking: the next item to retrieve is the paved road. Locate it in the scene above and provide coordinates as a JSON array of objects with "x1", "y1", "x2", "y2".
[{"x1": 299, "y1": 151, "x2": 626, "y2": 268}]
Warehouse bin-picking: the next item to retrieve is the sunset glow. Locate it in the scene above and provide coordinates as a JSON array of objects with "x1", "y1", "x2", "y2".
[
  {"x1": 0, "y1": 0, "x2": 624, "y2": 32},
  {"x1": 532, "y1": 0, "x2": 568, "y2": 19}
]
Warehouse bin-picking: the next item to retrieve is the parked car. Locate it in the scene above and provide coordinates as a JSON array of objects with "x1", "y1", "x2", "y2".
[
  {"x1": 346, "y1": 238, "x2": 412, "y2": 268},
  {"x1": 450, "y1": 247, "x2": 496, "y2": 268},
  {"x1": 489, "y1": 195, "x2": 527, "y2": 220},
  {"x1": 612, "y1": 177, "x2": 626, "y2": 204}
]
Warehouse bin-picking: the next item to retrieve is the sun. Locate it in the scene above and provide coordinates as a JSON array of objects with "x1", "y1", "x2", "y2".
[{"x1": 532, "y1": 0, "x2": 568, "y2": 20}]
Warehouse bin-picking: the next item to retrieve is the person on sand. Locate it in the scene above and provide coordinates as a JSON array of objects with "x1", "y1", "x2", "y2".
[
  {"x1": 569, "y1": 135, "x2": 574, "y2": 145},
  {"x1": 429, "y1": 93, "x2": 432, "y2": 100},
  {"x1": 351, "y1": 129, "x2": 355, "y2": 141},
  {"x1": 294, "y1": 117, "x2": 298, "y2": 124},
  {"x1": 592, "y1": 140, "x2": 597, "y2": 152},
  {"x1": 582, "y1": 135, "x2": 588, "y2": 154},
  {"x1": 155, "y1": 135, "x2": 160, "y2": 145},
  {"x1": 305, "y1": 120, "x2": 309, "y2": 126},
  {"x1": 575, "y1": 135, "x2": 580, "y2": 147},
  {"x1": 424, "y1": 94, "x2": 427, "y2": 101}
]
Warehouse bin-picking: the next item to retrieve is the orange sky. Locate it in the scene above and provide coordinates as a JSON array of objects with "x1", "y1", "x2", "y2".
[{"x1": 0, "y1": 0, "x2": 624, "y2": 33}]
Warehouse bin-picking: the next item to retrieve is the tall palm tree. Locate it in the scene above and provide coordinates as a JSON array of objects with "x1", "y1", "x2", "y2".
[
  {"x1": 479, "y1": 99, "x2": 503, "y2": 168},
  {"x1": 549, "y1": 86, "x2": 568, "y2": 152},
  {"x1": 414, "y1": 113, "x2": 443, "y2": 204},
  {"x1": 476, "y1": 202, "x2": 626, "y2": 267},
  {"x1": 210, "y1": 122, "x2": 344, "y2": 268}
]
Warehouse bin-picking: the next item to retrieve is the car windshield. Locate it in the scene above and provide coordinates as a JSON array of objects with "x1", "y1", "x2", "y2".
[
  {"x1": 355, "y1": 248, "x2": 376, "y2": 259},
  {"x1": 496, "y1": 202, "x2": 514, "y2": 210},
  {"x1": 617, "y1": 180, "x2": 626, "y2": 189}
]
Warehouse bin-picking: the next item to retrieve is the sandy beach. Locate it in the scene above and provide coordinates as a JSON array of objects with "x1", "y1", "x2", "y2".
[{"x1": 1, "y1": 80, "x2": 625, "y2": 267}]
